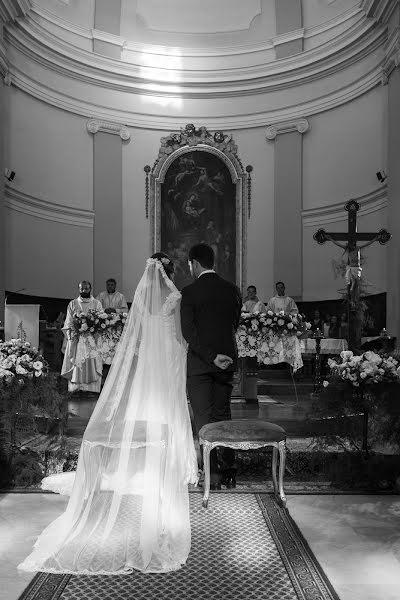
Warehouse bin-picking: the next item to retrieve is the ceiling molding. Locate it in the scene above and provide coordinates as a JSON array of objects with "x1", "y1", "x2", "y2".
[
  {"x1": 361, "y1": 0, "x2": 399, "y2": 23},
  {"x1": 0, "y1": 0, "x2": 31, "y2": 23},
  {"x1": 5, "y1": 184, "x2": 94, "y2": 228},
  {"x1": 382, "y1": 26, "x2": 400, "y2": 82},
  {"x1": 3, "y1": 12, "x2": 386, "y2": 97},
  {"x1": 9, "y1": 63, "x2": 383, "y2": 130},
  {"x1": 272, "y1": 28, "x2": 304, "y2": 48},
  {"x1": 28, "y1": 3, "x2": 364, "y2": 58},
  {"x1": 91, "y1": 28, "x2": 125, "y2": 48},
  {"x1": 0, "y1": 38, "x2": 8, "y2": 78},
  {"x1": 302, "y1": 185, "x2": 387, "y2": 227}
]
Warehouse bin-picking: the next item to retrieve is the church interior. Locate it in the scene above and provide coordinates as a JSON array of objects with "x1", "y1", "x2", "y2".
[{"x1": 1, "y1": 1, "x2": 400, "y2": 599}]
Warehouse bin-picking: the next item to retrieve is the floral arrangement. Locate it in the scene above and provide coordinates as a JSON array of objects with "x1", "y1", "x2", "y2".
[
  {"x1": 313, "y1": 349, "x2": 400, "y2": 454},
  {"x1": 236, "y1": 311, "x2": 310, "y2": 370},
  {"x1": 240, "y1": 311, "x2": 310, "y2": 337},
  {"x1": 0, "y1": 339, "x2": 48, "y2": 384},
  {"x1": 237, "y1": 311, "x2": 310, "y2": 356},
  {"x1": 98, "y1": 312, "x2": 129, "y2": 364},
  {"x1": 71, "y1": 309, "x2": 128, "y2": 338},
  {"x1": 324, "y1": 350, "x2": 400, "y2": 389}
]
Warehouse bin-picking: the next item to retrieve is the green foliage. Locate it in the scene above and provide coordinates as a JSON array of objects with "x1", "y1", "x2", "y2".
[
  {"x1": 0, "y1": 372, "x2": 69, "y2": 488},
  {"x1": 1, "y1": 373, "x2": 68, "y2": 431},
  {"x1": 312, "y1": 367, "x2": 400, "y2": 452}
]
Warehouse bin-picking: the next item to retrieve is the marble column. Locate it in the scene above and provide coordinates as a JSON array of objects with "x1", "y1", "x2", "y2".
[
  {"x1": 385, "y1": 28, "x2": 400, "y2": 342},
  {"x1": 93, "y1": 0, "x2": 122, "y2": 59},
  {"x1": 86, "y1": 119, "x2": 130, "y2": 295},
  {"x1": 274, "y1": 0, "x2": 303, "y2": 59},
  {"x1": 266, "y1": 119, "x2": 309, "y2": 301}
]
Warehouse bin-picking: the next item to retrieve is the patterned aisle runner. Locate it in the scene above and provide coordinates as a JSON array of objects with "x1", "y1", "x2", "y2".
[{"x1": 18, "y1": 493, "x2": 339, "y2": 600}]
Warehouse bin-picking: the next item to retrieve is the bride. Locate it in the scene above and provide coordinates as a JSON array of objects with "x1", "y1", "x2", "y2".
[{"x1": 18, "y1": 253, "x2": 198, "y2": 575}]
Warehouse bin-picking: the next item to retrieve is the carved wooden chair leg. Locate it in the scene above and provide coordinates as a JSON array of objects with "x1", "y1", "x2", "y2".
[
  {"x1": 272, "y1": 445, "x2": 278, "y2": 496},
  {"x1": 278, "y1": 440, "x2": 287, "y2": 507},
  {"x1": 202, "y1": 442, "x2": 211, "y2": 509}
]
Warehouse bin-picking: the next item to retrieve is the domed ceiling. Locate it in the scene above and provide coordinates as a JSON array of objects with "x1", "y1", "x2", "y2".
[
  {"x1": 0, "y1": 0, "x2": 386, "y2": 128},
  {"x1": 31, "y1": 0, "x2": 363, "y2": 50}
]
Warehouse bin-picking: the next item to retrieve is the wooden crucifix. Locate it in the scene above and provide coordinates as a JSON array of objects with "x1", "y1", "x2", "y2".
[{"x1": 314, "y1": 200, "x2": 391, "y2": 352}]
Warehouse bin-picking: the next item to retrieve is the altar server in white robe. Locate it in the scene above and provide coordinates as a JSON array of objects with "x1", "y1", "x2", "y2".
[
  {"x1": 266, "y1": 281, "x2": 299, "y2": 315},
  {"x1": 96, "y1": 278, "x2": 128, "y2": 314},
  {"x1": 62, "y1": 281, "x2": 104, "y2": 393},
  {"x1": 242, "y1": 285, "x2": 267, "y2": 313}
]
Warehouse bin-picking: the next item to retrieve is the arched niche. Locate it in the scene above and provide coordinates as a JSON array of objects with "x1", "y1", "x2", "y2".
[{"x1": 148, "y1": 125, "x2": 248, "y2": 291}]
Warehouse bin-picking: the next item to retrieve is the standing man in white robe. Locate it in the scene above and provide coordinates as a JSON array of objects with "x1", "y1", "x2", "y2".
[
  {"x1": 242, "y1": 285, "x2": 267, "y2": 313},
  {"x1": 266, "y1": 281, "x2": 299, "y2": 315},
  {"x1": 96, "y1": 278, "x2": 128, "y2": 314},
  {"x1": 62, "y1": 281, "x2": 104, "y2": 393}
]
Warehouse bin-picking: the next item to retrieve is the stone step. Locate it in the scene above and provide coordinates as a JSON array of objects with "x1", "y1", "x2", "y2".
[
  {"x1": 258, "y1": 382, "x2": 314, "y2": 396},
  {"x1": 257, "y1": 369, "x2": 293, "y2": 381}
]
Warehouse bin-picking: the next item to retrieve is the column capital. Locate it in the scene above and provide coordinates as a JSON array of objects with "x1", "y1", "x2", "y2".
[
  {"x1": 265, "y1": 118, "x2": 309, "y2": 140},
  {"x1": 86, "y1": 118, "x2": 131, "y2": 141}
]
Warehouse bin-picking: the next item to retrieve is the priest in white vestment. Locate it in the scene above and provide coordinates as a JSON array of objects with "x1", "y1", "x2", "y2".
[
  {"x1": 96, "y1": 278, "x2": 128, "y2": 314},
  {"x1": 62, "y1": 281, "x2": 104, "y2": 393},
  {"x1": 266, "y1": 281, "x2": 299, "y2": 315},
  {"x1": 242, "y1": 284, "x2": 267, "y2": 313}
]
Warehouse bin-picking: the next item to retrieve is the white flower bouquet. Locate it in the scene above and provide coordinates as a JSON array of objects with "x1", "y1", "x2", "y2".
[
  {"x1": 71, "y1": 310, "x2": 128, "y2": 338},
  {"x1": 236, "y1": 311, "x2": 311, "y2": 359},
  {"x1": 324, "y1": 350, "x2": 400, "y2": 389},
  {"x1": 0, "y1": 339, "x2": 48, "y2": 384}
]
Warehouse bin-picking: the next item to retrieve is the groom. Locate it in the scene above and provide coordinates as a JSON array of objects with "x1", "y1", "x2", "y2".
[{"x1": 180, "y1": 242, "x2": 242, "y2": 488}]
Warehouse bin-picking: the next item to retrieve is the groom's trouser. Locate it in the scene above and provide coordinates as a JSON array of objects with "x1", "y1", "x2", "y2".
[{"x1": 187, "y1": 371, "x2": 235, "y2": 480}]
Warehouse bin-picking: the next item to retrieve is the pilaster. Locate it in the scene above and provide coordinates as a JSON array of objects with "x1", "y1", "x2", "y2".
[
  {"x1": 266, "y1": 118, "x2": 310, "y2": 300},
  {"x1": 87, "y1": 118, "x2": 130, "y2": 294}
]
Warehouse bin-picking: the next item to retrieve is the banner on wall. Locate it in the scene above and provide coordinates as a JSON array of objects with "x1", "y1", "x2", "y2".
[{"x1": 4, "y1": 305, "x2": 40, "y2": 349}]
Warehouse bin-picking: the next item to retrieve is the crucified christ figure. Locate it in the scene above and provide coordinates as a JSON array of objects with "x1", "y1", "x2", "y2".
[{"x1": 314, "y1": 200, "x2": 391, "y2": 351}]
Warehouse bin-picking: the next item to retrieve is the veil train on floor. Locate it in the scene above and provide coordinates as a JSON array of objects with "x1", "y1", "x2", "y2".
[{"x1": 18, "y1": 258, "x2": 198, "y2": 574}]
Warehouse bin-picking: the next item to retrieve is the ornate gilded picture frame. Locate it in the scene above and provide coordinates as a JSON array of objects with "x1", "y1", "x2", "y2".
[{"x1": 147, "y1": 124, "x2": 248, "y2": 292}]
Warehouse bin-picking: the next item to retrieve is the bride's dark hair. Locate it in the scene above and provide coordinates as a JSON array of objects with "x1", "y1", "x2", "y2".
[{"x1": 151, "y1": 252, "x2": 175, "y2": 279}]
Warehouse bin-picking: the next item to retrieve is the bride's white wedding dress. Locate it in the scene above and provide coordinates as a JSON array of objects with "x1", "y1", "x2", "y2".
[{"x1": 19, "y1": 259, "x2": 198, "y2": 575}]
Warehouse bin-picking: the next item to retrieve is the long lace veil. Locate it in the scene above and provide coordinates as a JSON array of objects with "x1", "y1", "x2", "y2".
[{"x1": 19, "y1": 258, "x2": 198, "y2": 574}]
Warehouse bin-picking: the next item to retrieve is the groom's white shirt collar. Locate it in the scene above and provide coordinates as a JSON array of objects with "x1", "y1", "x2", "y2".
[{"x1": 198, "y1": 269, "x2": 216, "y2": 278}]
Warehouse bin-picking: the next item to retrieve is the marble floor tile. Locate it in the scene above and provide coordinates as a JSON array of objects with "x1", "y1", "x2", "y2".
[
  {"x1": 287, "y1": 495, "x2": 400, "y2": 600},
  {"x1": 0, "y1": 493, "x2": 68, "y2": 600}
]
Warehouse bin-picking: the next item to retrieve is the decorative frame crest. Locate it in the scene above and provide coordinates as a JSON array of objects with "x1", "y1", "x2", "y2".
[{"x1": 145, "y1": 124, "x2": 251, "y2": 291}]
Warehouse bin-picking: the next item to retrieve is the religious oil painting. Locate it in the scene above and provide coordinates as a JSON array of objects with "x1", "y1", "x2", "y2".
[{"x1": 161, "y1": 151, "x2": 236, "y2": 290}]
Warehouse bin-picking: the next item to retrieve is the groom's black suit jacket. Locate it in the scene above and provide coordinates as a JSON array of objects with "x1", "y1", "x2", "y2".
[{"x1": 180, "y1": 273, "x2": 242, "y2": 377}]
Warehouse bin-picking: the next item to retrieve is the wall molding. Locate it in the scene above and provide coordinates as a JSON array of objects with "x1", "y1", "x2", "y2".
[
  {"x1": 86, "y1": 118, "x2": 131, "y2": 140},
  {"x1": 265, "y1": 118, "x2": 309, "y2": 140},
  {"x1": 9, "y1": 63, "x2": 383, "y2": 130},
  {"x1": 302, "y1": 185, "x2": 387, "y2": 227},
  {"x1": 5, "y1": 184, "x2": 94, "y2": 227}
]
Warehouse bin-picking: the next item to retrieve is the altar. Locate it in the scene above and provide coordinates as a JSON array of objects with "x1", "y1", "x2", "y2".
[
  {"x1": 236, "y1": 311, "x2": 310, "y2": 373},
  {"x1": 300, "y1": 338, "x2": 348, "y2": 355}
]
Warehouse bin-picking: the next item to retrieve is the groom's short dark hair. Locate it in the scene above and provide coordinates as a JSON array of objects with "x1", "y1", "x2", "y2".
[{"x1": 189, "y1": 243, "x2": 214, "y2": 269}]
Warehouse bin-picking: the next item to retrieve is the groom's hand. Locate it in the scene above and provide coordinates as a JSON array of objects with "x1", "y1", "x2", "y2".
[{"x1": 213, "y1": 354, "x2": 233, "y2": 370}]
